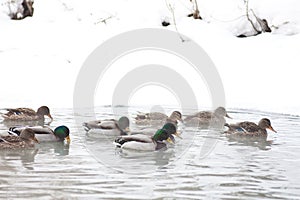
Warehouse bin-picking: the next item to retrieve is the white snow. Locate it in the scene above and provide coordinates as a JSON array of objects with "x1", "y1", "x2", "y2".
[{"x1": 0, "y1": 0, "x2": 299, "y2": 115}]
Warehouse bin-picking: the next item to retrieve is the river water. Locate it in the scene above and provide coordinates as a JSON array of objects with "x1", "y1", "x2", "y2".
[{"x1": 0, "y1": 106, "x2": 299, "y2": 199}]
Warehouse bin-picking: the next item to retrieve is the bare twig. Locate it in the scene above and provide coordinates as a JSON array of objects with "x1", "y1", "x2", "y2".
[
  {"x1": 95, "y1": 15, "x2": 114, "y2": 25},
  {"x1": 165, "y1": 0, "x2": 186, "y2": 42},
  {"x1": 245, "y1": 0, "x2": 260, "y2": 33},
  {"x1": 193, "y1": 0, "x2": 201, "y2": 19},
  {"x1": 187, "y1": 0, "x2": 202, "y2": 19},
  {"x1": 250, "y1": 9, "x2": 271, "y2": 32}
]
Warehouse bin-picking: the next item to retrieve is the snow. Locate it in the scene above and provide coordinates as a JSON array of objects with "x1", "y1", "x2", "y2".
[{"x1": 0, "y1": 0, "x2": 299, "y2": 115}]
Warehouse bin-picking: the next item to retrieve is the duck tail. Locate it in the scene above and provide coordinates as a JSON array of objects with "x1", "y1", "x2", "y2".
[
  {"x1": 224, "y1": 123, "x2": 230, "y2": 128},
  {"x1": 8, "y1": 127, "x2": 21, "y2": 136},
  {"x1": 114, "y1": 137, "x2": 127, "y2": 147},
  {"x1": 82, "y1": 122, "x2": 91, "y2": 131}
]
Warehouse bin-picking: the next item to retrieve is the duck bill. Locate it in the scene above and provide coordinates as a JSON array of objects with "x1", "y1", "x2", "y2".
[
  {"x1": 225, "y1": 113, "x2": 232, "y2": 119},
  {"x1": 174, "y1": 131, "x2": 182, "y2": 139},
  {"x1": 34, "y1": 137, "x2": 39, "y2": 144},
  {"x1": 166, "y1": 137, "x2": 174, "y2": 144},
  {"x1": 66, "y1": 135, "x2": 71, "y2": 143},
  {"x1": 124, "y1": 127, "x2": 131, "y2": 133},
  {"x1": 268, "y1": 126, "x2": 277, "y2": 133},
  {"x1": 47, "y1": 114, "x2": 53, "y2": 121}
]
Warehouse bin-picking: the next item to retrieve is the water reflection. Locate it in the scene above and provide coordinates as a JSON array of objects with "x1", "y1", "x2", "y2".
[
  {"x1": 0, "y1": 148, "x2": 38, "y2": 170},
  {"x1": 1, "y1": 119, "x2": 52, "y2": 128},
  {"x1": 0, "y1": 141, "x2": 70, "y2": 171},
  {"x1": 36, "y1": 142, "x2": 70, "y2": 156},
  {"x1": 226, "y1": 135, "x2": 273, "y2": 150}
]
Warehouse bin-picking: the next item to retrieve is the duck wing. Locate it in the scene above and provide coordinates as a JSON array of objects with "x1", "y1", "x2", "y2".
[
  {"x1": 185, "y1": 111, "x2": 213, "y2": 121},
  {"x1": 5, "y1": 108, "x2": 36, "y2": 116},
  {"x1": 83, "y1": 119, "x2": 117, "y2": 130},
  {"x1": 115, "y1": 134, "x2": 152, "y2": 146},
  {"x1": 147, "y1": 112, "x2": 168, "y2": 120},
  {"x1": 2, "y1": 108, "x2": 39, "y2": 120},
  {"x1": 238, "y1": 121, "x2": 261, "y2": 132},
  {"x1": 83, "y1": 120, "x2": 102, "y2": 130},
  {"x1": 99, "y1": 120, "x2": 118, "y2": 129},
  {"x1": 0, "y1": 135, "x2": 22, "y2": 143},
  {"x1": 9, "y1": 126, "x2": 53, "y2": 135},
  {"x1": 135, "y1": 112, "x2": 168, "y2": 121}
]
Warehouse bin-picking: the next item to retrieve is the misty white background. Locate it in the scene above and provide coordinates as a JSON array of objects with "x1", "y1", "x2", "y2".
[{"x1": 0, "y1": 0, "x2": 299, "y2": 115}]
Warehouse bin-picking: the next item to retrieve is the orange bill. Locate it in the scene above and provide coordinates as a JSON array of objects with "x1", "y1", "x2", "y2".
[
  {"x1": 268, "y1": 126, "x2": 277, "y2": 133},
  {"x1": 34, "y1": 137, "x2": 39, "y2": 144},
  {"x1": 47, "y1": 114, "x2": 53, "y2": 120},
  {"x1": 66, "y1": 135, "x2": 71, "y2": 143}
]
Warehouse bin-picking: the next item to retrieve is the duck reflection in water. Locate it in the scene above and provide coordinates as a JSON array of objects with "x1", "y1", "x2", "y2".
[
  {"x1": 0, "y1": 148, "x2": 39, "y2": 170},
  {"x1": 1, "y1": 118, "x2": 52, "y2": 128},
  {"x1": 226, "y1": 136, "x2": 273, "y2": 150}
]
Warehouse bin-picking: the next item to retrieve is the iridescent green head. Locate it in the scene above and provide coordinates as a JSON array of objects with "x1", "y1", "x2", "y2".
[
  {"x1": 153, "y1": 123, "x2": 177, "y2": 142},
  {"x1": 54, "y1": 125, "x2": 70, "y2": 142}
]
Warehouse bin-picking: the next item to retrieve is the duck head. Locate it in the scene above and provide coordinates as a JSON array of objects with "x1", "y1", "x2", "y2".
[
  {"x1": 258, "y1": 118, "x2": 277, "y2": 133},
  {"x1": 37, "y1": 106, "x2": 53, "y2": 120},
  {"x1": 117, "y1": 116, "x2": 130, "y2": 135},
  {"x1": 153, "y1": 123, "x2": 181, "y2": 144},
  {"x1": 20, "y1": 128, "x2": 39, "y2": 144},
  {"x1": 54, "y1": 125, "x2": 70, "y2": 142},
  {"x1": 214, "y1": 107, "x2": 231, "y2": 119},
  {"x1": 169, "y1": 111, "x2": 183, "y2": 122}
]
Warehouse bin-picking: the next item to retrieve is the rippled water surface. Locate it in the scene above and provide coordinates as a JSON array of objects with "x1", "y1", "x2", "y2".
[{"x1": 1, "y1": 106, "x2": 300, "y2": 199}]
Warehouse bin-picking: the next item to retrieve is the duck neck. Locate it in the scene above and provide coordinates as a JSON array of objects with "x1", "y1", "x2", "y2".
[{"x1": 153, "y1": 129, "x2": 164, "y2": 142}]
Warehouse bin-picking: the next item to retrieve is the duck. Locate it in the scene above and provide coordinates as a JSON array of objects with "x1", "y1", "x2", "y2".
[
  {"x1": 134, "y1": 111, "x2": 182, "y2": 126},
  {"x1": 2, "y1": 106, "x2": 53, "y2": 122},
  {"x1": 0, "y1": 128, "x2": 39, "y2": 149},
  {"x1": 8, "y1": 125, "x2": 70, "y2": 143},
  {"x1": 83, "y1": 116, "x2": 130, "y2": 135},
  {"x1": 224, "y1": 118, "x2": 277, "y2": 137},
  {"x1": 184, "y1": 107, "x2": 231, "y2": 128},
  {"x1": 114, "y1": 123, "x2": 181, "y2": 151}
]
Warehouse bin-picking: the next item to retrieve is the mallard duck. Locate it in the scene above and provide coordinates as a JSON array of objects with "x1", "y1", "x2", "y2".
[
  {"x1": 83, "y1": 116, "x2": 130, "y2": 135},
  {"x1": 2, "y1": 106, "x2": 53, "y2": 122},
  {"x1": 114, "y1": 123, "x2": 180, "y2": 151},
  {"x1": 225, "y1": 118, "x2": 277, "y2": 137},
  {"x1": 8, "y1": 125, "x2": 70, "y2": 142},
  {"x1": 184, "y1": 107, "x2": 231, "y2": 128},
  {"x1": 135, "y1": 111, "x2": 182, "y2": 126},
  {"x1": 0, "y1": 128, "x2": 39, "y2": 149}
]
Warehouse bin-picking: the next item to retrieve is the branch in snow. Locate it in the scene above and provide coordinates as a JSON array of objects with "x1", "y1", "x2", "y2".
[
  {"x1": 95, "y1": 15, "x2": 115, "y2": 25},
  {"x1": 187, "y1": 0, "x2": 202, "y2": 20},
  {"x1": 165, "y1": 0, "x2": 186, "y2": 42},
  {"x1": 239, "y1": 0, "x2": 272, "y2": 37}
]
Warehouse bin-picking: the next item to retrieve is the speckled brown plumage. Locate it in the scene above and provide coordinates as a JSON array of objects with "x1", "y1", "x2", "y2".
[
  {"x1": 2, "y1": 106, "x2": 53, "y2": 121},
  {"x1": 135, "y1": 111, "x2": 182, "y2": 126},
  {"x1": 0, "y1": 128, "x2": 39, "y2": 150},
  {"x1": 225, "y1": 118, "x2": 277, "y2": 137},
  {"x1": 184, "y1": 107, "x2": 231, "y2": 128}
]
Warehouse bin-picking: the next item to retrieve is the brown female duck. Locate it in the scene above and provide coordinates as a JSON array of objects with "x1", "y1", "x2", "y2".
[
  {"x1": 135, "y1": 111, "x2": 182, "y2": 126},
  {"x1": 184, "y1": 107, "x2": 231, "y2": 128},
  {"x1": 2, "y1": 106, "x2": 53, "y2": 121},
  {"x1": 0, "y1": 128, "x2": 39, "y2": 149},
  {"x1": 225, "y1": 118, "x2": 277, "y2": 137}
]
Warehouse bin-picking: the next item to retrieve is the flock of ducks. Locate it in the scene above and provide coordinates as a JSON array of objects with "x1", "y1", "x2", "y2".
[
  {"x1": 0, "y1": 106, "x2": 70, "y2": 150},
  {"x1": 0, "y1": 106, "x2": 277, "y2": 151}
]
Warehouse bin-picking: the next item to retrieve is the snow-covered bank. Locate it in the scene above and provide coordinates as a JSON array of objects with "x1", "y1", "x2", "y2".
[{"x1": 0, "y1": 0, "x2": 299, "y2": 115}]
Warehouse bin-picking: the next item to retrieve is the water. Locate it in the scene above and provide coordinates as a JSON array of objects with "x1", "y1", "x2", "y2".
[{"x1": 0, "y1": 106, "x2": 300, "y2": 199}]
